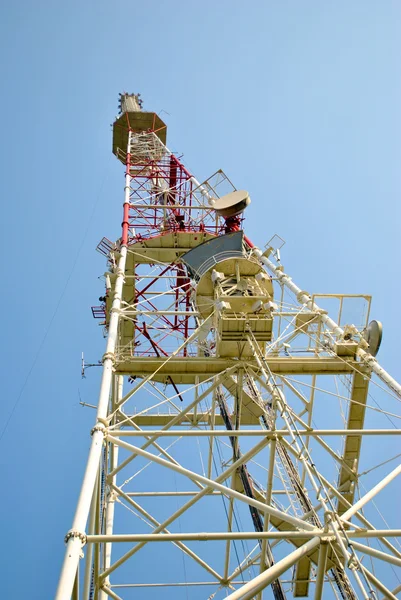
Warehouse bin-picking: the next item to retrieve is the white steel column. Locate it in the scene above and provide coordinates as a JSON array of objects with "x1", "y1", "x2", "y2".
[
  {"x1": 313, "y1": 541, "x2": 329, "y2": 600},
  {"x1": 56, "y1": 134, "x2": 132, "y2": 600},
  {"x1": 82, "y1": 471, "x2": 99, "y2": 599},
  {"x1": 100, "y1": 376, "x2": 123, "y2": 599},
  {"x1": 257, "y1": 437, "x2": 276, "y2": 595}
]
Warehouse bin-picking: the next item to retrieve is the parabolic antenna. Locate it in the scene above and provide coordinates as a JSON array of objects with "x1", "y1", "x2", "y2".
[
  {"x1": 213, "y1": 190, "x2": 251, "y2": 218},
  {"x1": 363, "y1": 320, "x2": 383, "y2": 357}
]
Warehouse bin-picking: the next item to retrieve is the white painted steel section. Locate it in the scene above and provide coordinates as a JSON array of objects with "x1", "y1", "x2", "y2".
[
  {"x1": 82, "y1": 472, "x2": 99, "y2": 599},
  {"x1": 360, "y1": 565, "x2": 398, "y2": 600},
  {"x1": 85, "y1": 529, "x2": 401, "y2": 541},
  {"x1": 87, "y1": 531, "x2": 322, "y2": 543},
  {"x1": 108, "y1": 436, "x2": 317, "y2": 532},
  {"x1": 256, "y1": 249, "x2": 401, "y2": 399},
  {"x1": 341, "y1": 462, "x2": 401, "y2": 523},
  {"x1": 100, "y1": 437, "x2": 273, "y2": 582},
  {"x1": 100, "y1": 377, "x2": 122, "y2": 599},
  {"x1": 109, "y1": 484, "x2": 223, "y2": 581},
  {"x1": 225, "y1": 537, "x2": 321, "y2": 600},
  {"x1": 106, "y1": 428, "x2": 401, "y2": 437},
  {"x1": 154, "y1": 134, "x2": 215, "y2": 206},
  {"x1": 313, "y1": 542, "x2": 329, "y2": 600},
  {"x1": 56, "y1": 134, "x2": 132, "y2": 600},
  {"x1": 351, "y1": 540, "x2": 401, "y2": 568}
]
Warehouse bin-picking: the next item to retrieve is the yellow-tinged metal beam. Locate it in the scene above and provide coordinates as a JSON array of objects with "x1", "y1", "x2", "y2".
[
  {"x1": 220, "y1": 379, "x2": 341, "y2": 579},
  {"x1": 337, "y1": 371, "x2": 370, "y2": 515},
  {"x1": 124, "y1": 231, "x2": 217, "y2": 267},
  {"x1": 116, "y1": 413, "x2": 260, "y2": 426},
  {"x1": 115, "y1": 357, "x2": 238, "y2": 383},
  {"x1": 293, "y1": 557, "x2": 311, "y2": 596},
  {"x1": 221, "y1": 373, "x2": 264, "y2": 422},
  {"x1": 115, "y1": 356, "x2": 361, "y2": 383},
  {"x1": 232, "y1": 473, "x2": 338, "y2": 571},
  {"x1": 112, "y1": 110, "x2": 167, "y2": 158}
]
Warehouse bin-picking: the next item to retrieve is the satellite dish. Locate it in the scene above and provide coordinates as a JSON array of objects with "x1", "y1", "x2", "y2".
[
  {"x1": 213, "y1": 190, "x2": 251, "y2": 218},
  {"x1": 363, "y1": 320, "x2": 383, "y2": 357}
]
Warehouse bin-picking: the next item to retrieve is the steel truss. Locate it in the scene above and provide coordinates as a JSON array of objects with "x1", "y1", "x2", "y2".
[{"x1": 57, "y1": 100, "x2": 401, "y2": 600}]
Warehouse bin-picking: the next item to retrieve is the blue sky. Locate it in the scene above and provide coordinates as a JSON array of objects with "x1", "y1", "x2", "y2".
[{"x1": 0, "y1": 1, "x2": 400, "y2": 598}]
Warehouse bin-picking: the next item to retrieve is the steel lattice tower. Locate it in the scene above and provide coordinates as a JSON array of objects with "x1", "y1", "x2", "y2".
[{"x1": 56, "y1": 95, "x2": 401, "y2": 600}]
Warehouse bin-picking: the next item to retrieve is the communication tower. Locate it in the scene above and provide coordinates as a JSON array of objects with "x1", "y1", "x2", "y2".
[{"x1": 56, "y1": 94, "x2": 401, "y2": 600}]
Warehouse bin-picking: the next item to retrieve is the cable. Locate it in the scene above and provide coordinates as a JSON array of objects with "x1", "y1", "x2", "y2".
[
  {"x1": 216, "y1": 387, "x2": 287, "y2": 600},
  {"x1": 0, "y1": 167, "x2": 109, "y2": 444}
]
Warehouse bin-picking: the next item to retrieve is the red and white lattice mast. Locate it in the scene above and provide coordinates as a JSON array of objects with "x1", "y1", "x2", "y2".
[{"x1": 56, "y1": 94, "x2": 401, "y2": 600}]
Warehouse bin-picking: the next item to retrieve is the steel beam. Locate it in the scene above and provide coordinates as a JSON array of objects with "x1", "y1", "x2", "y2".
[
  {"x1": 115, "y1": 356, "x2": 358, "y2": 382},
  {"x1": 225, "y1": 537, "x2": 322, "y2": 600},
  {"x1": 337, "y1": 371, "x2": 370, "y2": 515},
  {"x1": 107, "y1": 428, "x2": 401, "y2": 437}
]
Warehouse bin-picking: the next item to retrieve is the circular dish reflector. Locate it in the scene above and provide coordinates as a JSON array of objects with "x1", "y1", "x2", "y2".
[
  {"x1": 363, "y1": 320, "x2": 383, "y2": 357},
  {"x1": 213, "y1": 190, "x2": 251, "y2": 218}
]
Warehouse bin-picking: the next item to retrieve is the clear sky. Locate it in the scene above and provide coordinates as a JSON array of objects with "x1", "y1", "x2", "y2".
[{"x1": 0, "y1": 1, "x2": 400, "y2": 598}]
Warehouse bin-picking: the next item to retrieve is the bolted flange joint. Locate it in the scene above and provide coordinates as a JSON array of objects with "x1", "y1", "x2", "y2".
[
  {"x1": 360, "y1": 352, "x2": 377, "y2": 367},
  {"x1": 321, "y1": 534, "x2": 336, "y2": 543},
  {"x1": 102, "y1": 351, "x2": 115, "y2": 365},
  {"x1": 323, "y1": 510, "x2": 334, "y2": 530},
  {"x1": 91, "y1": 420, "x2": 108, "y2": 436},
  {"x1": 296, "y1": 290, "x2": 311, "y2": 303},
  {"x1": 64, "y1": 529, "x2": 87, "y2": 546},
  {"x1": 269, "y1": 431, "x2": 279, "y2": 443}
]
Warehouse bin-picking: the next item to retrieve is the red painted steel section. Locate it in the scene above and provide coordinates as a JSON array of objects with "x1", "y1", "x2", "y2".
[
  {"x1": 121, "y1": 146, "x2": 131, "y2": 245},
  {"x1": 110, "y1": 123, "x2": 245, "y2": 360},
  {"x1": 244, "y1": 234, "x2": 255, "y2": 248}
]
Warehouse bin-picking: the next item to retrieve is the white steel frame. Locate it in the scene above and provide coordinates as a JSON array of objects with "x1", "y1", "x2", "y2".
[{"x1": 56, "y1": 129, "x2": 401, "y2": 600}]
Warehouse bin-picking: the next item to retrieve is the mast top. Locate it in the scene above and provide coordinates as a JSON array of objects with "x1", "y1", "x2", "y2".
[{"x1": 112, "y1": 92, "x2": 167, "y2": 161}]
